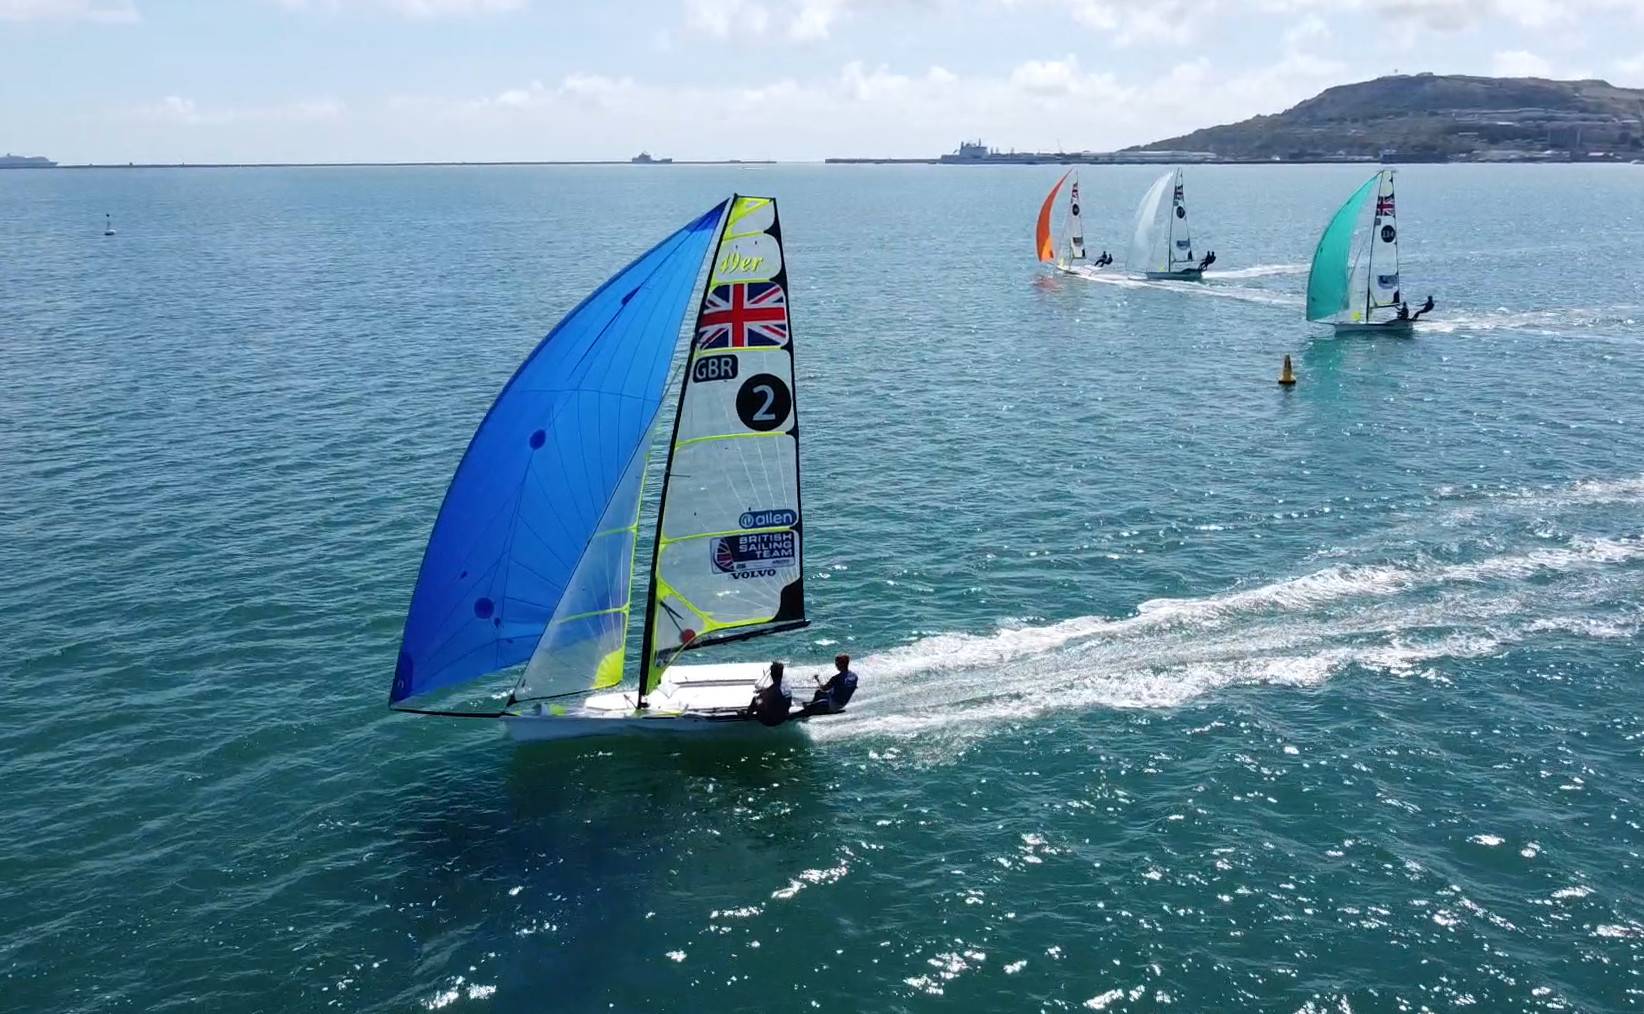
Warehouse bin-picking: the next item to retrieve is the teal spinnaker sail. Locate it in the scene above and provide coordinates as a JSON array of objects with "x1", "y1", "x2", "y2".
[
  {"x1": 1306, "y1": 175, "x2": 1377, "y2": 323},
  {"x1": 391, "y1": 201, "x2": 728, "y2": 704}
]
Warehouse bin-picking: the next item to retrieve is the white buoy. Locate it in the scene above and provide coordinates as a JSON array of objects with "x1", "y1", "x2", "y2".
[{"x1": 104, "y1": 213, "x2": 116, "y2": 237}]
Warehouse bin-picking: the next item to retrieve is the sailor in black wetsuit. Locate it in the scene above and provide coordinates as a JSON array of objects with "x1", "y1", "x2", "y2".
[
  {"x1": 749, "y1": 661, "x2": 792, "y2": 727},
  {"x1": 1410, "y1": 294, "x2": 1435, "y2": 320},
  {"x1": 800, "y1": 654, "x2": 859, "y2": 717}
]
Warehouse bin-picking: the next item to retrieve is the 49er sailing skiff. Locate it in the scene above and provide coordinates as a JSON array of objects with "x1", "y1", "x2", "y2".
[
  {"x1": 1037, "y1": 170, "x2": 1108, "y2": 272},
  {"x1": 391, "y1": 197, "x2": 818, "y2": 740},
  {"x1": 1306, "y1": 169, "x2": 1435, "y2": 333}
]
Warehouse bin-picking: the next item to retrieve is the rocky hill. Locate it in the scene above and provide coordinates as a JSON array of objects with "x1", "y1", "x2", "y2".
[{"x1": 1133, "y1": 74, "x2": 1644, "y2": 161}]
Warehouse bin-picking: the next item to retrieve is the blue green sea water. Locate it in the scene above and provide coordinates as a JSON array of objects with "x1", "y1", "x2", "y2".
[{"x1": 2, "y1": 163, "x2": 1643, "y2": 1013}]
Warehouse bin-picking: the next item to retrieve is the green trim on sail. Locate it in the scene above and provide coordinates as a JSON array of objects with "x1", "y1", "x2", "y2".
[
  {"x1": 1306, "y1": 175, "x2": 1378, "y2": 323},
  {"x1": 638, "y1": 195, "x2": 805, "y2": 699}
]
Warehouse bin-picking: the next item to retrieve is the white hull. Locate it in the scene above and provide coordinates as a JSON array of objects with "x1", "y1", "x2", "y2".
[
  {"x1": 1329, "y1": 319, "x2": 1415, "y2": 335},
  {"x1": 502, "y1": 661, "x2": 820, "y2": 742}
]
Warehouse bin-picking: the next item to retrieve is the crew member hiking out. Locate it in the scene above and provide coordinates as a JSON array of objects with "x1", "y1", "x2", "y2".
[
  {"x1": 800, "y1": 654, "x2": 858, "y2": 717},
  {"x1": 748, "y1": 661, "x2": 793, "y2": 727}
]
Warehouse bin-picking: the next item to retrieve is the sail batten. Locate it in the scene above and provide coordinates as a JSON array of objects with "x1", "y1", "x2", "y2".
[{"x1": 391, "y1": 201, "x2": 728, "y2": 705}]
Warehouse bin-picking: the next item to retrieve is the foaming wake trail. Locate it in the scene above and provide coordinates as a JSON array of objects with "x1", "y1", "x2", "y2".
[
  {"x1": 1063, "y1": 265, "x2": 1303, "y2": 307},
  {"x1": 1436, "y1": 474, "x2": 1644, "y2": 509},
  {"x1": 1419, "y1": 305, "x2": 1642, "y2": 339},
  {"x1": 1204, "y1": 262, "x2": 1309, "y2": 280},
  {"x1": 805, "y1": 536, "x2": 1644, "y2": 745}
]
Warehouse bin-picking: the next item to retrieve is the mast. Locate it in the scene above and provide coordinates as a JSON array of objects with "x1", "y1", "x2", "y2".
[
  {"x1": 1166, "y1": 170, "x2": 1177, "y2": 266},
  {"x1": 1363, "y1": 170, "x2": 1380, "y2": 322}
]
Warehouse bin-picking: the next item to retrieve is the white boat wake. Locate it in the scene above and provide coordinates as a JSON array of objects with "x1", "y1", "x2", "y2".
[
  {"x1": 1415, "y1": 305, "x2": 1642, "y2": 340},
  {"x1": 805, "y1": 477, "x2": 1644, "y2": 750},
  {"x1": 1204, "y1": 262, "x2": 1309, "y2": 280},
  {"x1": 1063, "y1": 265, "x2": 1304, "y2": 308}
]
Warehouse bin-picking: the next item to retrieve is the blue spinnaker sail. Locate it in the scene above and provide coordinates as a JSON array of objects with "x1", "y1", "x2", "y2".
[{"x1": 391, "y1": 201, "x2": 728, "y2": 704}]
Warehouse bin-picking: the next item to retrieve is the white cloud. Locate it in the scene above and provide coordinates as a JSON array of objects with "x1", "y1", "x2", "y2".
[
  {"x1": 681, "y1": 0, "x2": 854, "y2": 41},
  {"x1": 684, "y1": 0, "x2": 770, "y2": 36},
  {"x1": 789, "y1": 0, "x2": 845, "y2": 39},
  {"x1": 1022, "y1": 0, "x2": 1642, "y2": 37},
  {"x1": 271, "y1": 0, "x2": 524, "y2": 15},
  {"x1": 1283, "y1": 13, "x2": 1331, "y2": 48},
  {"x1": 131, "y1": 95, "x2": 345, "y2": 125},
  {"x1": 1616, "y1": 52, "x2": 1644, "y2": 86},
  {"x1": 0, "y1": 0, "x2": 136, "y2": 21},
  {"x1": 1491, "y1": 49, "x2": 1553, "y2": 77},
  {"x1": 1009, "y1": 0, "x2": 1205, "y2": 45},
  {"x1": 378, "y1": 49, "x2": 1348, "y2": 161}
]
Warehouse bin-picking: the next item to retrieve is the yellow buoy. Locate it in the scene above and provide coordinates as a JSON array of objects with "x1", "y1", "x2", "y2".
[{"x1": 1278, "y1": 354, "x2": 1296, "y2": 386}]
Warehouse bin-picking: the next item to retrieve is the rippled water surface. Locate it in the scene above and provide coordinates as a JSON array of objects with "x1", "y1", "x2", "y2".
[{"x1": 3, "y1": 164, "x2": 1643, "y2": 1013}]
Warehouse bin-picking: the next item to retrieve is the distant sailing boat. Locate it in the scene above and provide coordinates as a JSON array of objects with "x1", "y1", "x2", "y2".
[
  {"x1": 1036, "y1": 170, "x2": 1104, "y2": 271},
  {"x1": 392, "y1": 196, "x2": 817, "y2": 741},
  {"x1": 1306, "y1": 169, "x2": 1431, "y2": 333},
  {"x1": 1126, "y1": 168, "x2": 1209, "y2": 280},
  {"x1": 103, "y1": 214, "x2": 116, "y2": 237}
]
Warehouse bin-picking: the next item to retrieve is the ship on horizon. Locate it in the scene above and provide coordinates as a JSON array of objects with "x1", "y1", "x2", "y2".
[
  {"x1": 0, "y1": 153, "x2": 57, "y2": 169},
  {"x1": 631, "y1": 151, "x2": 673, "y2": 164}
]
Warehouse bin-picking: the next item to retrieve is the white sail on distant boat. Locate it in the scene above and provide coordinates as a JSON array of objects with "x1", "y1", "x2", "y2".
[
  {"x1": 392, "y1": 195, "x2": 828, "y2": 741},
  {"x1": 1306, "y1": 169, "x2": 1435, "y2": 333},
  {"x1": 1037, "y1": 170, "x2": 1111, "y2": 272},
  {"x1": 1126, "y1": 168, "x2": 1212, "y2": 280}
]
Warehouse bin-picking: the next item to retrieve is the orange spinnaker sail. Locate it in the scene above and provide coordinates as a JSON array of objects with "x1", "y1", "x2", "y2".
[{"x1": 1036, "y1": 170, "x2": 1072, "y2": 262}]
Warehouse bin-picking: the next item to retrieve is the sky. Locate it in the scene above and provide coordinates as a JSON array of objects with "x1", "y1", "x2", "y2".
[{"x1": 3, "y1": 0, "x2": 1643, "y2": 163}]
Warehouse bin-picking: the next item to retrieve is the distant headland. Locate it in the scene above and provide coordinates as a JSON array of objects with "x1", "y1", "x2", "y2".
[{"x1": 827, "y1": 74, "x2": 1644, "y2": 165}]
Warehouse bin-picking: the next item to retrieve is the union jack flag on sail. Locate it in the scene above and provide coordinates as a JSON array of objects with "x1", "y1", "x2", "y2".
[
  {"x1": 696, "y1": 282, "x2": 789, "y2": 349},
  {"x1": 1376, "y1": 193, "x2": 1396, "y2": 218},
  {"x1": 1173, "y1": 183, "x2": 1184, "y2": 203}
]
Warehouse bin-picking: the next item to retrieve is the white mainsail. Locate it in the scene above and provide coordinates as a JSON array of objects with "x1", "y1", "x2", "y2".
[
  {"x1": 1365, "y1": 171, "x2": 1401, "y2": 316},
  {"x1": 1068, "y1": 173, "x2": 1086, "y2": 261},
  {"x1": 1127, "y1": 169, "x2": 1198, "y2": 275},
  {"x1": 1166, "y1": 170, "x2": 1194, "y2": 270},
  {"x1": 640, "y1": 196, "x2": 806, "y2": 696},
  {"x1": 1127, "y1": 172, "x2": 1171, "y2": 273}
]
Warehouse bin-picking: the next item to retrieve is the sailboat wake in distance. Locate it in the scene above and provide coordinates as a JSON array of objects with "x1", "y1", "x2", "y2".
[{"x1": 391, "y1": 196, "x2": 831, "y2": 741}]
